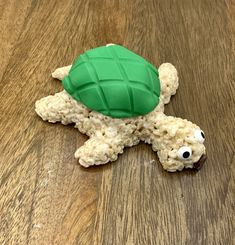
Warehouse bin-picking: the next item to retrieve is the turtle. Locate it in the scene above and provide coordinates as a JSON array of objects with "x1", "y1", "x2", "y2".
[{"x1": 35, "y1": 44, "x2": 207, "y2": 172}]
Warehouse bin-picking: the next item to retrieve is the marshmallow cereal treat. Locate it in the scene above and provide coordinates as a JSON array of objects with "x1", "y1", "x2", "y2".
[{"x1": 35, "y1": 44, "x2": 206, "y2": 172}]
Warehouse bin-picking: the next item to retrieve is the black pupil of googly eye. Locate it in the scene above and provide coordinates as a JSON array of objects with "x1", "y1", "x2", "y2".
[
  {"x1": 201, "y1": 132, "x2": 205, "y2": 138},
  {"x1": 183, "y1": 151, "x2": 190, "y2": 158}
]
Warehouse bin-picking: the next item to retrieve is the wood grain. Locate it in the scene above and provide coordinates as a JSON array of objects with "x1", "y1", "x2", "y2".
[{"x1": 0, "y1": 0, "x2": 234, "y2": 244}]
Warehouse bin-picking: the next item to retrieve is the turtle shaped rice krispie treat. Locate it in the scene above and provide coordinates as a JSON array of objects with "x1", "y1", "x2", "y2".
[{"x1": 35, "y1": 44, "x2": 207, "y2": 172}]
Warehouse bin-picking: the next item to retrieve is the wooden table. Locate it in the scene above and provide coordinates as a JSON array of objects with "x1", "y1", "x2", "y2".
[{"x1": 0, "y1": 1, "x2": 234, "y2": 244}]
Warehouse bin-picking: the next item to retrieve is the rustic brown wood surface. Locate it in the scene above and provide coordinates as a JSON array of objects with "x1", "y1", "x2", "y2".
[{"x1": 0, "y1": 0, "x2": 234, "y2": 244}]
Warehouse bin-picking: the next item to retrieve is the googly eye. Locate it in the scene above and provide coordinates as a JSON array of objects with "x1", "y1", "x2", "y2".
[
  {"x1": 194, "y1": 129, "x2": 205, "y2": 143},
  {"x1": 177, "y1": 146, "x2": 192, "y2": 160}
]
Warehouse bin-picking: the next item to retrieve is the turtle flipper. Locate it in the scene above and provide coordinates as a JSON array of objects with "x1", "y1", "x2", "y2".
[
  {"x1": 35, "y1": 91, "x2": 87, "y2": 124},
  {"x1": 52, "y1": 65, "x2": 72, "y2": 80},
  {"x1": 75, "y1": 133, "x2": 125, "y2": 167},
  {"x1": 158, "y1": 63, "x2": 179, "y2": 105}
]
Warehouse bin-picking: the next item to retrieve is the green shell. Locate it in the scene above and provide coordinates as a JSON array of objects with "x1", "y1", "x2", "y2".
[{"x1": 62, "y1": 45, "x2": 160, "y2": 118}]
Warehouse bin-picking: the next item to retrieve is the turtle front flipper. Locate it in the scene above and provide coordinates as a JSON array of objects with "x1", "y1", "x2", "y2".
[
  {"x1": 75, "y1": 132, "x2": 126, "y2": 167},
  {"x1": 52, "y1": 65, "x2": 72, "y2": 80},
  {"x1": 158, "y1": 63, "x2": 179, "y2": 105}
]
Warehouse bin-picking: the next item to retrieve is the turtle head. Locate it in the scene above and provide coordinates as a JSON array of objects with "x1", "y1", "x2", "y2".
[{"x1": 151, "y1": 115, "x2": 206, "y2": 172}]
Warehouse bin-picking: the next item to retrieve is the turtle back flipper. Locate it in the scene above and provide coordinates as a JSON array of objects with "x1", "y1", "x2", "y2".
[
  {"x1": 35, "y1": 91, "x2": 88, "y2": 124},
  {"x1": 52, "y1": 65, "x2": 72, "y2": 80}
]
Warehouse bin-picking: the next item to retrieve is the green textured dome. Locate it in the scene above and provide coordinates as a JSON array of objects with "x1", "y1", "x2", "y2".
[{"x1": 62, "y1": 45, "x2": 160, "y2": 118}]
